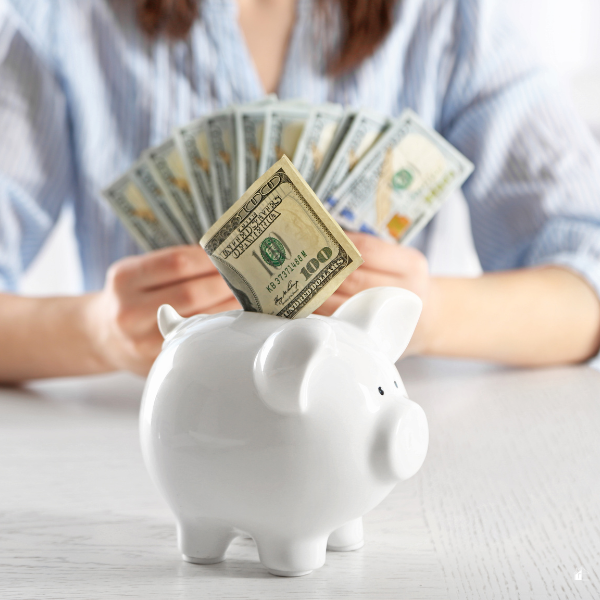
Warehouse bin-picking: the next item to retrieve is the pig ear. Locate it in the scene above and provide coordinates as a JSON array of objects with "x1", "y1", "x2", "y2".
[
  {"x1": 157, "y1": 304, "x2": 186, "y2": 338},
  {"x1": 332, "y1": 287, "x2": 422, "y2": 362},
  {"x1": 254, "y1": 318, "x2": 336, "y2": 415}
]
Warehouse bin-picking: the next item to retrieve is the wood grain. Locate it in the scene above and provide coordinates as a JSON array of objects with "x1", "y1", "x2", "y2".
[{"x1": 0, "y1": 360, "x2": 598, "y2": 599}]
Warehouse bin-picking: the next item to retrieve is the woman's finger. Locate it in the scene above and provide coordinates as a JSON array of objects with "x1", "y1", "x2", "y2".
[
  {"x1": 347, "y1": 232, "x2": 428, "y2": 276},
  {"x1": 204, "y1": 297, "x2": 242, "y2": 314},
  {"x1": 145, "y1": 273, "x2": 234, "y2": 317},
  {"x1": 109, "y1": 245, "x2": 217, "y2": 293},
  {"x1": 119, "y1": 273, "x2": 234, "y2": 335},
  {"x1": 335, "y1": 267, "x2": 402, "y2": 297}
]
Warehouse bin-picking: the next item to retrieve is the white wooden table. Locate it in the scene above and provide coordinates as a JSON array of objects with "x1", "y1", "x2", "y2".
[{"x1": 1, "y1": 358, "x2": 599, "y2": 599}]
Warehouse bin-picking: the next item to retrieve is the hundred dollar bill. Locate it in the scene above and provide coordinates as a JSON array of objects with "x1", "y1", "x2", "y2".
[
  {"x1": 311, "y1": 109, "x2": 356, "y2": 190},
  {"x1": 145, "y1": 140, "x2": 204, "y2": 242},
  {"x1": 102, "y1": 172, "x2": 179, "y2": 252},
  {"x1": 234, "y1": 105, "x2": 270, "y2": 200},
  {"x1": 200, "y1": 155, "x2": 363, "y2": 319},
  {"x1": 207, "y1": 109, "x2": 237, "y2": 216},
  {"x1": 174, "y1": 119, "x2": 217, "y2": 230},
  {"x1": 329, "y1": 109, "x2": 474, "y2": 244},
  {"x1": 315, "y1": 108, "x2": 389, "y2": 205},
  {"x1": 292, "y1": 103, "x2": 344, "y2": 186},
  {"x1": 258, "y1": 104, "x2": 310, "y2": 177},
  {"x1": 131, "y1": 160, "x2": 190, "y2": 245}
]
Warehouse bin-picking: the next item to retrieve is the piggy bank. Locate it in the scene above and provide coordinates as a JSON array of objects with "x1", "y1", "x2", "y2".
[{"x1": 140, "y1": 287, "x2": 428, "y2": 576}]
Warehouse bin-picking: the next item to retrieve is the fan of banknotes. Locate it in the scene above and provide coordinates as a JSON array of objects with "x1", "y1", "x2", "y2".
[{"x1": 102, "y1": 98, "x2": 474, "y2": 253}]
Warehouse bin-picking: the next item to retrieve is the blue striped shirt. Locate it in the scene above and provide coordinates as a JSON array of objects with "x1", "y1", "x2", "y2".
[{"x1": 1, "y1": 0, "x2": 600, "y2": 365}]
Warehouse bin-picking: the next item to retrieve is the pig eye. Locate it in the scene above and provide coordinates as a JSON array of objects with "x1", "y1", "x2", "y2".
[
  {"x1": 394, "y1": 381, "x2": 398, "y2": 388},
  {"x1": 378, "y1": 387, "x2": 384, "y2": 395}
]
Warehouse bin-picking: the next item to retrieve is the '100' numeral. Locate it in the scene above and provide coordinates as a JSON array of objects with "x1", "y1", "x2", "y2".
[{"x1": 301, "y1": 247, "x2": 333, "y2": 280}]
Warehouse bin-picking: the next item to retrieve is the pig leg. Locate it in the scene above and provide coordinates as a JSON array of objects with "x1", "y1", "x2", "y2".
[
  {"x1": 254, "y1": 534, "x2": 328, "y2": 577},
  {"x1": 177, "y1": 519, "x2": 237, "y2": 564},
  {"x1": 327, "y1": 517, "x2": 364, "y2": 551}
]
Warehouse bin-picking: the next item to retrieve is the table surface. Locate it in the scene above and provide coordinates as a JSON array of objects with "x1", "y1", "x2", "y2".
[{"x1": 1, "y1": 357, "x2": 599, "y2": 600}]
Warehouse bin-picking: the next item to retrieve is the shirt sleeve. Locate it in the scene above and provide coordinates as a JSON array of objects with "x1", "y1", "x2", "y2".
[
  {"x1": 0, "y1": 2, "x2": 76, "y2": 291},
  {"x1": 438, "y1": 0, "x2": 600, "y2": 368}
]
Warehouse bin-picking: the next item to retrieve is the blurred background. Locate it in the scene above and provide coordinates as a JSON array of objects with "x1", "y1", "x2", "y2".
[{"x1": 18, "y1": 0, "x2": 600, "y2": 296}]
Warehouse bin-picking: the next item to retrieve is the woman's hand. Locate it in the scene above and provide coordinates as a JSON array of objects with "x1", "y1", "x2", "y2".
[
  {"x1": 85, "y1": 245, "x2": 239, "y2": 375},
  {"x1": 314, "y1": 232, "x2": 434, "y2": 355}
]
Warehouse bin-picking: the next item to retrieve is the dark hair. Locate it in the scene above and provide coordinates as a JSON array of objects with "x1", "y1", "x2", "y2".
[{"x1": 135, "y1": 0, "x2": 397, "y2": 75}]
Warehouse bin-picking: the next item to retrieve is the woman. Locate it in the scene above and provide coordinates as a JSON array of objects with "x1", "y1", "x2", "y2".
[{"x1": 0, "y1": 0, "x2": 599, "y2": 381}]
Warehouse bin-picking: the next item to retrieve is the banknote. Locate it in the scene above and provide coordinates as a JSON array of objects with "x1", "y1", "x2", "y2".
[
  {"x1": 311, "y1": 109, "x2": 356, "y2": 190},
  {"x1": 234, "y1": 105, "x2": 269, "y2": 200},
  {"x1": 234, "y1": 95, "x2": 278, "y2": 199},
  {"x1": 200, "y1": 155, "x2": 363, "y2": 319},
  {"x1": 315, "y1": 108, "x2": 389, "y2": 204},
  {"x1": 329, "y1": 109, "x2": 474, "y2": 244},
  {"x1": 207, "y1": 109, "x2": 237, "y2": 216},
  {"x1": 131, "y1": 160, "x2": 190, "y2": 245},
  {"x1": 259, "y1": 104, "x2": 311, "y2": 176},
  {"x1": 174, "y1": 119, "x2": 217, "y2": 230},
  {"x1": 292, "y1": 103, "x2": 344, "y2": 186},
  {"x1": 145, "y1": 140, "x2": 204, "y2": 242},
  {"x1": 102, "y1": 172, "x2": 179, "y2": 252}
]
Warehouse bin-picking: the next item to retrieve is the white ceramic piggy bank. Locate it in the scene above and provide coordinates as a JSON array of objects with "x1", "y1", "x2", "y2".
[{"x1": 140, "y1": 287, "x2": 428, "y2": 577}]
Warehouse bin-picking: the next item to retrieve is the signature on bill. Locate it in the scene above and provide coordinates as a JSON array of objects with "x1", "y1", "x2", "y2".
[{"x1": 274, "y1": 279, "x2": 300, "y2": 306}]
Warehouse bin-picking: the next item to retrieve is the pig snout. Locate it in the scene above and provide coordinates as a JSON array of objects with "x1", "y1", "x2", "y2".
[{"x1": 373, "y1": 399, "x2": 429, "y2": 482}]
